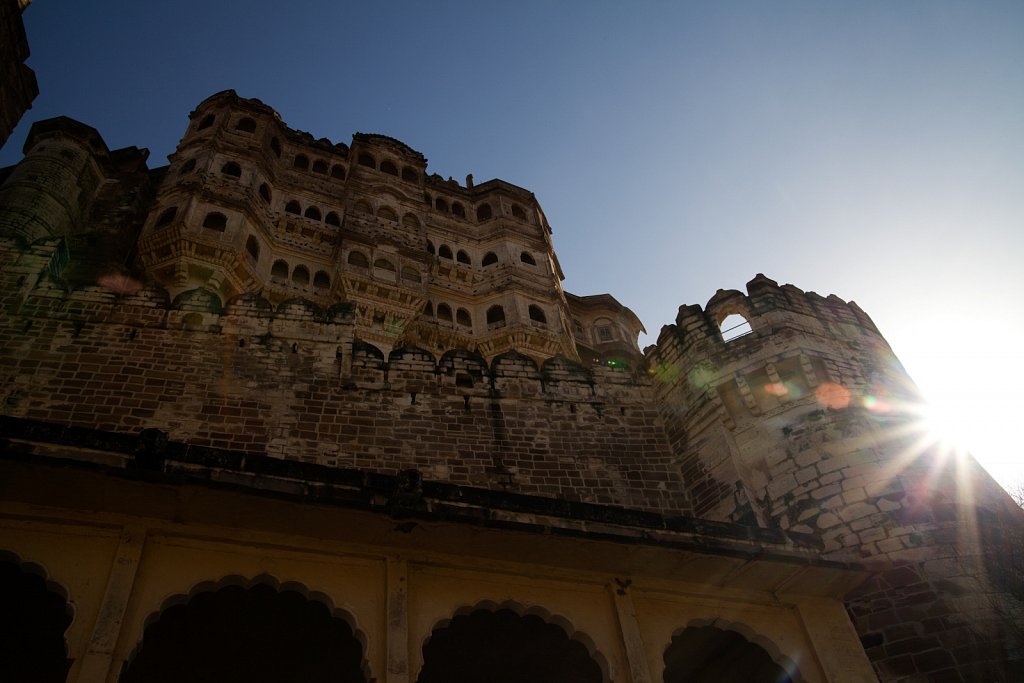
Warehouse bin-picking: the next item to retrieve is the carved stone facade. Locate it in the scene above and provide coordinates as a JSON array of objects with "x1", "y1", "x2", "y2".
[{"x1": 0, "y1": 93, "x2": 1021, "y2": 682}]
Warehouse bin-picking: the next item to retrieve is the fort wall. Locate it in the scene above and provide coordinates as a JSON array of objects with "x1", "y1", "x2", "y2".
[{"x1": 0, "y1": 237, "x2": 687, "y2": 516}]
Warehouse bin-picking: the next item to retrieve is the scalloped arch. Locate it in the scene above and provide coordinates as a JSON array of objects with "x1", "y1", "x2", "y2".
[
  {"x1": 125, "y1": 573, "x2": 372, "y2": 683},
  {"x1": 663, "y1": 619, "x2": 800, "y2": 683},
  {"x1": 419, "y1": 599, "x2": 611, "y2": 683},
  {"x1": 0, "y1": 549, "x2": 74, "y2": 680}
]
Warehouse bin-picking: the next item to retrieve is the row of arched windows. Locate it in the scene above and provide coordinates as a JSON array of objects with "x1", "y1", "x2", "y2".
[
  {"x1": 346, "y1": 250, "x2": 422, "y2": 283},
  {"x1": 424, "y1": 302, "x2": 473, "y2": 328},
  {"x1": 270, "y1": 259, "x2": 331, "y2": 290},
  {"x1": 155, "y1": 207, "x2": 230, "y2": 232},
  {"x1": 356, "y1": 152, "x2": 420, "y2": 183},
  {"x1": 293, "y1": 154, "x2": 346, "y2": 180},
  {"x1": 1, "y1": 554, "x2": 797, "y2": 683},
  {"x1": 426, "y1": 242, "x2": 537, "y2": 268},
  {"x1": 350, "y1": 200, "x2": 422, "y2": 230},
  {"x1": 425, "y1": 196, "x2": 529, "y2": 224},
  {"x1": 284, "y1": 200, "x2": 342, "y2": 226}
]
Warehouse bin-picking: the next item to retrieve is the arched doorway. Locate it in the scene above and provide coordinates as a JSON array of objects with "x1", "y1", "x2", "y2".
[
  {"x1": 122, "y1": 581, "x2": 368, "y2": 683},
  {"x1": 663, "y1": 623, "x2": 797, "y2": 683},
  {"x1": 418, "y1": 606, "x2": 605, "y2": 683},
  {"x1": 0, "y1": 554, "x2": 72, "y2": 683}
]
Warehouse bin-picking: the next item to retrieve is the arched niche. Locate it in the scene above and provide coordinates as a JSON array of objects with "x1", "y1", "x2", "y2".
[
  {"x1": 0, "y1": 550, "x2": 74, "y2": 683},
  {"x1": 121, "y1": 574, "x2": 371, "y2": 683},
  {"x1": 662, "y1": 620, "x2": 800, "y2": 683},
  {"x1": 417, "y1": 600, "x2": 609, "y2": 683}
]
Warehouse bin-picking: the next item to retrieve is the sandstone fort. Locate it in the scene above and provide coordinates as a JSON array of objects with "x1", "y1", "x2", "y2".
[{"x1": 0, "y1": 8, "x2": 1022, "y2": 680}]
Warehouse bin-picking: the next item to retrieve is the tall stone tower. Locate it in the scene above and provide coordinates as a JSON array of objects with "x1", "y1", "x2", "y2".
[{"x1": 647, "y1": 274, "x2": 1024, "y2": 679}]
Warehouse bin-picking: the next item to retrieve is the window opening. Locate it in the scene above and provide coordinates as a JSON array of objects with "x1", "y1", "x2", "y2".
[
  {"x1": 202, "y1": 212, "x2": 227, "y2": 231},
  {"x1": 720, "y1": 314, "x2": 753, "y2": 342}
]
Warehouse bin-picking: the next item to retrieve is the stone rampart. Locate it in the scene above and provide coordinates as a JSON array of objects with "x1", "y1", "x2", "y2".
[{"x1": 0, "y1": 237, "x2": 687, "y2": 516}]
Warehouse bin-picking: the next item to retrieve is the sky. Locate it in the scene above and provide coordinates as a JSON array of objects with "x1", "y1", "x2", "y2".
[{"x1": 3, "y1": 1, "x2": 1022, "y2": 493}]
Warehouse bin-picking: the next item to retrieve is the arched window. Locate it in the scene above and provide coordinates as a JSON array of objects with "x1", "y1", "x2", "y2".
[
  {"x1": 486, "y1": 305, "x2": 505, "y2": 327},
  {"x1": 235, "y1": 117, "x2": 256, "y2": 133},
  {"x1": 529, "y1": 305, "x2": 547, "y2": 324},
  {"x1": 482, "y1": 252, "x2": 498, "y2": 266},
  {"x1": 354, "y1": 200, "x2": 373, "y2": 215},
  {"x1": 0, "y1": 559, "x2": 73, "y2": 683},
  {"x1": 285, "y1": 200, "x2": 301, "y2": 215},
  {"x1": 456, "y1": 308, "x2": 472, "y2": 327},
  {"x1": 477, "y1": 203, "x2": 492, "y2": 222},
  {"x1": 452, "y1": 202, "x2": 466, "y2": 218},
  {"x1": 221, "y1": 162, "x2": 241, "y2": 177},
  {"x1": 202, "y1": 212, "x2": 227, "y2": 231},
  {"x1": 304, "y1": 206, "x2": 322, "y2": 221},
  {"x1": 426, "y1": 240, "x2": 435, "y2": 255},
  {"x1": 435, "y1": 198, "x2": 449, "y2": 212},
  {"x1": 401, "y1": 167, "x2": 418, "y2": 182},
  {"x1": 663, "y1": 625, "x2": 796, "y2": 683},
  {"x1": 330, "y1": 164, "x2": 346, "y2": 179},
  {"x1": 271, "y1": 260, "x2": 289, "y2": 278},
  {"x1": 374, "y1": 258, "x2": 396, "y2": 274},
  {"x1": 197, "y1": 114, "x2": 215, "y2": 130},
  {"x1": 380, "y1": 160, "x2": 398, "y2": 176},
  {"x1": 258, "y1": 183, "x2": 271, "y2": 202},
  {"x1": 520, "y1": 251, "x2": 536, "y2": 265},
  {"x1": 245, "y1": 235, "x2": 259, "y2": 261},
  {"x1": 401, "y1": 266, "x2": 421, "y2": 283},
  {"x1": 312, "y1": 159, "x2": 328, "y2": 174},
  {"x1": 437, "y1": 303, "x2": 452, "y2": 322},
  {"x1": 155, "y1": 207, "x2": 177, "y2": 228},
  {"x1": 179, "y1": 158, "x2": 196, "y2": 174},
  {"x1": 438, "y1": 245, "x2": 453, "y2": 260},
  {"x1": 378, "y1": 206, "x2": 398, "y2": 221},
  {"x1": 120, "y1": 584, "x2": 368, "y2": 683},
  {"x1": 314, "y1": 271, "x2": 331, "y2": 289},
  {"x1": 270, "y1": 137, "x2": 281, "y2": 157},
  {"x1": 325, "y1": 212, "x2": 341, "y2": 226},
  {"x1": 418, "y1": 608, "x2": 601, "y2": 683},
  {"x1": 292, "y1": 265, "x2": 310, "y2": 285},
  {"x1": 720, "y1": 314, "x2": 753, "y2": 342},
  {"x1": 424, "y1": 302, "x2": 434, "y2": 317},
  {"x1": 293, "y1": 154, "x2": 309, "y2": 170},
  {"x1": 511, "y1": 204, "x2": 527, "y2": 220},
  {"x1": 358, "y1": 153, "x2": 375, "y2": 168},
  {"x1": 347, "y1": 251, "x2": 369, "y2": 268},
  {"x1": 456, "y1": 250, "x2": 471, "y2": 265}
]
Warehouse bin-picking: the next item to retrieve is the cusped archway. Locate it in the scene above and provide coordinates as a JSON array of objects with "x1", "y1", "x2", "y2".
[
  {"x1": 0, "y1": 551, "x2": 73, "y2": 683},
  {"x1": 122, "y1": 575, "x2": 370, "y2": 683},
  {"x1": 418, "y1": 601, "x2": 608, "y2": 683},
  {"x1": 663, "y1": 621, "x2": 799, "y2": 683}
]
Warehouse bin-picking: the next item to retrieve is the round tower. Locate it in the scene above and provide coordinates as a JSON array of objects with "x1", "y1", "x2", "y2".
[
  {"x1": 647, "y1": 273, "x2": 1024, "y2": 679},
  {"x1": 0, "y1": 117, "x2": 106, "y2": 246}
]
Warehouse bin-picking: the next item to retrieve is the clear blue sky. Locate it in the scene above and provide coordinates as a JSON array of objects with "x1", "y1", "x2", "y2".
[{"x1": 3, "y1": 1, "x2": 1023, "y2": 490}]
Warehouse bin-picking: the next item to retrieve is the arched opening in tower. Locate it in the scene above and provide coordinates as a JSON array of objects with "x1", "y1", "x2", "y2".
[
  {"x1": 0, "y1": 557, "x2": 72, "y2": 683},
  {"x1": 121, "y1": 583, "x2": 367, "y2": 683},
  {"x1": 417, "y1": 607, "x2": 603, "y2": 683},
  {"x1": 663, "y1": 624, "x2": 796, "y2": 683}
]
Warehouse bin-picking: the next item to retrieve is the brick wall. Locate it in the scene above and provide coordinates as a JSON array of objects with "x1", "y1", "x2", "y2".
[{"x1": 0, "y1": 237, "x2": 688, "y2": 516}]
